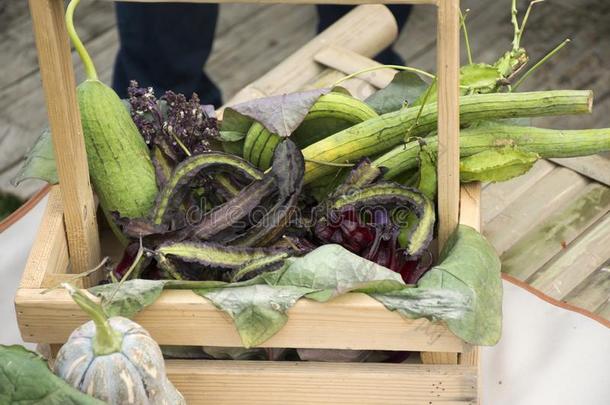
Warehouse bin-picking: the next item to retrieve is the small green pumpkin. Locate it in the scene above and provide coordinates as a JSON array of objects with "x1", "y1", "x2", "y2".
[{"x1": 54, "y1": 284, "x2": 185, "y2": 405}]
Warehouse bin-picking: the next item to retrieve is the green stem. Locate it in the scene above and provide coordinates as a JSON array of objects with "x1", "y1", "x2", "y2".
[
  {"x1": 65, "y1": 0, "x2": 98, "y2": 81},
  {"x1": 517, "y1": 0, "x2": 545, "y2": 47},
  {"x1": 62, "y1": 283, "x2": 122, "y2": 356},
  {"x1": 332, "y1": 65, "x2": 435, "y2": 87},
  {"x1": 511, "y1": 0, "x2": 521, "y2": 51},
  {"x1": 374, "y1": 125, "x2": 610, "y2": 179},
  {"x1": 459, "y1": 9, "x2": 473, "y2": 65},
  {"x1": 513, "y1": 38, "x2": 571, "y2": 90},
  {"x1": 303, "y1": 90, "x2": 593, "y2": 184}
]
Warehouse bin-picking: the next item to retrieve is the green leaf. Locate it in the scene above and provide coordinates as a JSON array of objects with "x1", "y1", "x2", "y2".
[
  {"x1": 365, "y1": 71, "x2": 428, "y2": 114},
  {"x1": 89, "y1": 279, "x2": 168, "y2": 318},
  {"x1": 219, "y1": 108, "x2": 254, "y2": 142},
  {"x1": 418, "y1": 225, "x2": 502, "y2": 345},
  {"x1": 0, "y1": 345, "x2": 103, "y2": 404},
  {"x1": 195, "y1": 284, "x2": 313, "y2": 348},
  {"x1": 12, "y1": 129, "x2": 58, "y2": 186},
  {"x1": 460, "y1": 147, "x2": 539, "y2": 183},
  {"x1": 272, "y1": 244, "x2": 407, "y2": 301},
  {"x1": 459, "y1": 63, "x2": 502, "y2": 93}
]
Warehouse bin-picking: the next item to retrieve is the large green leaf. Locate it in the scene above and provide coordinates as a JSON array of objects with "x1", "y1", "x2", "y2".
[
  {"x1": 90, "y1": 279, "x2": 169, "y2": 318},
  {"x1": 195, "y1": 284, "x2": 313, "y2": 348},
  {"x1": 270, "y1": 244, "x2": 407, "y2": 301},
  {"x1": 365, "y1": 71, "x2": 428, "y2": 114},
  {"x1": 12, "y1": 129, "x2": 58, "y2": 186},
  {"x1": 0, "y1": 345, "x2": 103, "y2": 404},
  {"x1": 417, "y1": 225, "x2": 502, "y2": 345}
]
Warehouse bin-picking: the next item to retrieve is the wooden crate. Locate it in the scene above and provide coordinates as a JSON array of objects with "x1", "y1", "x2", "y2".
[{"x1": 15, "y1": 0, "x2": 482, "y2": 403}]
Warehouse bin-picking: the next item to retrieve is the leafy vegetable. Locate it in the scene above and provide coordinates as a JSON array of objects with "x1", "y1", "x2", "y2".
[
  {"x1": 91, "y1": 228, "x2": 501, "y2": 348},
  {"x1": 90, "y1": 279, "x2": 167, "y2": 318},
  {"x1": 423, "y1": 225, "x2": 502, "y2": 345},
  {"x1": 365, "y1": 71, "x2": 428, "y2": 114},
  {"x1": 197, "y1": 284, "x2": 313, "y2": 347},
  {"x1": 0, "y1": 345, "x2": 103, "y2": 404},
  {"x1": 220, "y1": 88, "x2": 331, "y2": 141},
  {"x1": 12, "y1": 129, "x2": 58, "y2": 186}
]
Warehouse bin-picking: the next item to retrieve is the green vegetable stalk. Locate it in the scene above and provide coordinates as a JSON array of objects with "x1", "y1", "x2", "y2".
[
  {"x1": 63, "y1": 284, "x2": 122, "y2": 356},
  {"x1": 373, "y1": 125, "x2": 610, "y2": 179},
  {"x1": 302, "y1": 90, "x2": 592, "y2": 184}
]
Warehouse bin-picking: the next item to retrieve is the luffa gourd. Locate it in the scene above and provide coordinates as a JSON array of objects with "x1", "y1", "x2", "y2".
[{"x1": 54, "y1": 284, "x2": 185, "y2": 405}]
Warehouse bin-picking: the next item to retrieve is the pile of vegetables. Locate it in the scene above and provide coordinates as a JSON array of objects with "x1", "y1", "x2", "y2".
[{"x1": 11, "y1": 0, "x2": 610, "y2": 401}]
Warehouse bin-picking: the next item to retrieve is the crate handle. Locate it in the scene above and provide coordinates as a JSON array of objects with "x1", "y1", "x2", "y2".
[{"x1": 28, "y1": 0, "x2": 460, "y2": 274}]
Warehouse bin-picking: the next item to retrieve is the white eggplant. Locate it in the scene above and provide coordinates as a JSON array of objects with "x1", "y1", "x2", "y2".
[{"x1": 54, "y1": 284, "x2": 185, "y2": 405}]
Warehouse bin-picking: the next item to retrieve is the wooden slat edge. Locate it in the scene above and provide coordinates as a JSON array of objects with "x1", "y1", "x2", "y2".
[
  {"x1": 313, "y1": 45, "x2": 396, "y2": 89},
  {"x1": 28, "y1": 0, "x2": 100, "y2": 275},
  {"x1": 166, "y1": 359, "x2": 477, "y2": 405},
  {"x1": 20, "y1": 186, "x2": 69, "y2": 289},
  {"x1": 436, "y1": 0, "x2": 461, "y2": 249},
  {"x1": 16, "y1": 289, "x2": 467, "y2": 352}
]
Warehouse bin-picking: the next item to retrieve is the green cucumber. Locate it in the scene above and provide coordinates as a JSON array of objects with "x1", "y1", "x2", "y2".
[{"x1": 243, "y1": 92, "x2": 378, "y2": 169}]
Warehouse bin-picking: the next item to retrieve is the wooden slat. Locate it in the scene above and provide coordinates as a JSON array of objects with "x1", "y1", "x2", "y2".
[
  {"x1": 305, "y1": 68, "x2": 377, "y2": 99},
  {"x1": 481, "y1": 160, "x2": 556, "y2": 225},
  {"x1": 595, "y1": 300, "x2": 610, "y2": 320},
  {"x1": 459, "y1": 182, "x2": 481, "y2": 231},
  {"x1": 483, "y1": 167, "x2": 589, "y2": 255},
  {"x1": 549, "y1": 155, "x2": 610, "y2": 187},
  {"x1": 528, "y1": 213, "x2": 610, "y2": 299},
  {"x1": 166, "y1": 359, "x2": 477, "y2": 405},
  {"x1": 563, "y1": 262, "x2": 610, "y2": 312},
  {"x1": 15, "y1": 289, "x2": 468, "y2": 352},
  {"x1": 501, "y1": 183, "x2": 610, "y2": 280},
  {"x1": 313, "y1": 45, "x2": 396, "y2": 89},
  {"x1": 28, "y1": 0, "x2": 100, "y2": 277},
  {"x1": 436, "y1": 0, "x2": 461, "y2": 250},
  {"x1": 20, "y1": 186, "x2": 69, "y2": 289}
]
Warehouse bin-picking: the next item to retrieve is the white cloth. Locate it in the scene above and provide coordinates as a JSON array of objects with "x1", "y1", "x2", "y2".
[
  {"x1": 1, "y1": 195, "x2": 609, "y2": 403},
  {"x1": 482, "y1": 280, "x2": 610, "y2": 405},
  {"x1": 0, "y1": 194, "x2": 47, "y2": 348}
]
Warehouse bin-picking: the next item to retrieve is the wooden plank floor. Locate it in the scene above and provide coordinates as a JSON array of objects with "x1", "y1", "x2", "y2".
[{"x1": 1, "y1": 0, "x2": 608, "y2": 320}]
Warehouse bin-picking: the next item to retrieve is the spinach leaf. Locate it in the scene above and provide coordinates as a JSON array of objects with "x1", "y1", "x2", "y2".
[{"x1": 0, "y1": 345, "x2": 103, "y2": 404}]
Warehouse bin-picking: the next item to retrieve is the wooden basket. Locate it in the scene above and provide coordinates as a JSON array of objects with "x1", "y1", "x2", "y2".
[{"x1": 16, "y1": 0, "x2": 484, "y2": 403}]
